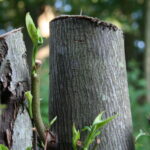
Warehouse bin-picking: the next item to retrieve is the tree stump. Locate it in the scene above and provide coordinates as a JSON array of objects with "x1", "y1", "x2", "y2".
[
  {"x1": 49, "y1": 15, "x2": 135, "y2": 150},
  {"x1": 0, "y1": 29, "x2": 32, "y2": 150}
]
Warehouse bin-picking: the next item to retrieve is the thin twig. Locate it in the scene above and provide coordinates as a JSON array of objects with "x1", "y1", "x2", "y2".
[
  {"x1": 32, "y1": 60, "x2": 46, "y2": 143},
  {"x1": 44, "y1": 131, "x2": 49, "y2": 150}
]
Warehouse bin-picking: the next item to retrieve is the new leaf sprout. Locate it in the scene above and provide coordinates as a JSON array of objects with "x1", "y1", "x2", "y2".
[
  {"x1": 49, "y1": 116, "x2": 57, "y2": 128},
  {"x1": 25, "y1": 12, "x2": 43, "y2": 69},
  {"x1": 72, "y1": 112, "x2": 117, "y2": 150},
  {"x1": 25, "y1": 91, "x2": 33, "y2": 118},
  {"x1": 0, "y1": 144, "x2": 8, "y2": 150}
]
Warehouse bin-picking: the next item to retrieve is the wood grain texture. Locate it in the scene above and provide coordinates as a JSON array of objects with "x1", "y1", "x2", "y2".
[
  {"x1": 0, "y1": 29, "x2": 32, "y2": 149},
  {"x1": 49, "y1": 15, "x2": 135, "y2": 150}
]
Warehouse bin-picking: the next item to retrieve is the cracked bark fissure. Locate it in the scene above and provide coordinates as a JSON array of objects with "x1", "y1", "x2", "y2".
[
  {"x1": 49, "y1": 16, "x2": 135, "y2": 150},
  {"x1": 0, "y1": 29, "x2": 32, "y2": 150}
]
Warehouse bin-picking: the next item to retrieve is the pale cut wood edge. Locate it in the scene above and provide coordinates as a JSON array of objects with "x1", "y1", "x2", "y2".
[
  {"x1": 0, "y1": 27, "x2": 23, "y2": 38},
  {"x1": 50, "y1": 15, "x2": 121, "y2": 32}
]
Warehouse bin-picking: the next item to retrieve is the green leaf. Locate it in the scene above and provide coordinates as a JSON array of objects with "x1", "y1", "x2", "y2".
[
  {"x1": 37, "y1": 28, "x2": 43, "y2": 45},
  {"x1": 25, "y1": 12, "x2": 43, "y2": 68},
  {"x1": 135, "y1": 130, "x2": 149, "y2": 142},
  {"x1": 25, "y1": 91, "x2": 33, "y2": 118},
  {"x1": 82, "y1": 126, "x2": 91, "y2": 132},
  {"x1": 49, "y1": 116, "x2": 57, "y2": 128},
  {"x1": 0, "y1": 144, "x2": 8, "y2": 150},
  {"x1": 25, "y1": 12, "x2": 38, "y2": 44},
  {"x1": 72, "y1": 124, "x2": 80, "y2": 150},
  {"x1": 94, "y1": 115, "x2": 117, "y2": 130},
  {"x1": 83, "y1": 112, "x2": 117, "y2": 150},
  {"x1": 0, "y1": 104, "x2": 7, "y2": 109},
  {"x1": 26, "y1": 147, "x2": 32, "y2": 150},
  {"x1": 93, "y1": 131, "x2": 101, "y2": 137},
  {"x1": 92, "y1": 111, "x2": 104, "y2": 125},
  {"x1": 32, "y1": 28, "x2": 43, "y2": 60}
]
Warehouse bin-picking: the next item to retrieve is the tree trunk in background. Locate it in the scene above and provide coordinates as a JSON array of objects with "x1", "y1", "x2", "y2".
[
  {"x1": 0, "y1": 29, "x2": 32, "y2": 150},
  {"x1": 49, "y1": 16, "x2": 135, "y2": 150},
  {"x1": 145, "y1": 0, "x2": 150, "y2": 102}
]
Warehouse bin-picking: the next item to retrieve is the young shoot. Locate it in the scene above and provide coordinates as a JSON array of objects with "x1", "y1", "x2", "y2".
[
  {"x1": 49, "y1": 116, "x2": 57, "y2": 129},
  {"x1": 0, "y1": 144, "x2": 8, "y2": 150},
  {"x1": 25, "y1": 91, "x2": 33, "y2": 119},
  {"x1": 25, "y1": 12, "x2": 43, "y2": 71},
  {"x1": 72, "y1": 112, "x2": 117, "y2": 150},
  {"x1": 25, "y1": 12, "x2": 57, "y2": 149}
]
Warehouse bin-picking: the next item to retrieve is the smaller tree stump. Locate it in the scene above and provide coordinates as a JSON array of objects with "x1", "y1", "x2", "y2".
[{"x1": 0, "y1": 28, "x2": 32, "y2": 150}]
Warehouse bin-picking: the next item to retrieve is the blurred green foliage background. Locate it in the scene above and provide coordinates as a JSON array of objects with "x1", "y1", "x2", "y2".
[{"x1": 0, "y1": 0, "x2": 150, "y2": 149}]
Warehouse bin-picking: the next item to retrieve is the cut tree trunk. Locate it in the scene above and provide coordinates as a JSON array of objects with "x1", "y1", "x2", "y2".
[
  {"x1": 145, "y1": 0, "x2": 150, "y2": 102},
  {"x1": 0, "y1": 29, "x2": 32, "y2": 150},
  {"x1": 49, "y1": 15, "x2": 135, "y2": 150}
]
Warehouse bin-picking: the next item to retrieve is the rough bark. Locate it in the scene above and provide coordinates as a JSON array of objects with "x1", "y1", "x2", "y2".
[
  {"x1": 49, "y1": 15, "x2": 135, "y2": 150},
  {"x1": 0, "y1": 28, "x2": 32, "y2": 150},
  {"x1": 145, "y1": 0, "x2": 150, "y2": 102}
]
